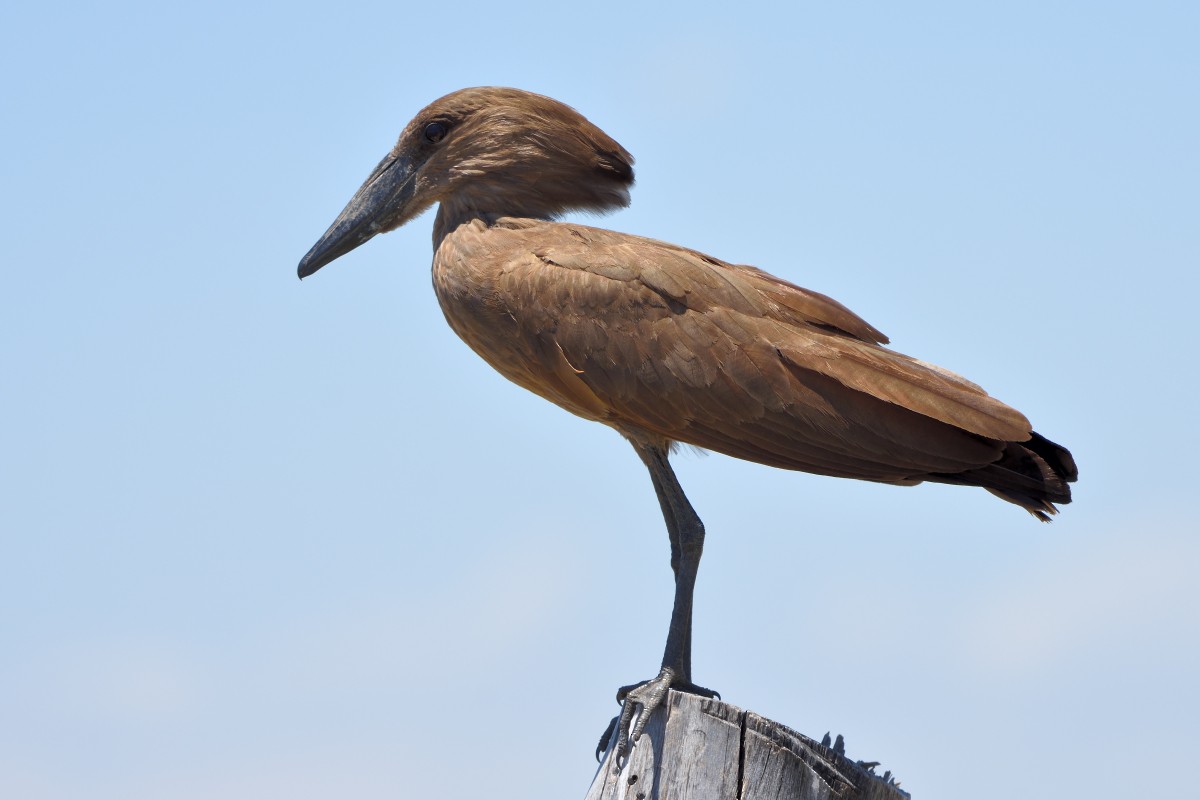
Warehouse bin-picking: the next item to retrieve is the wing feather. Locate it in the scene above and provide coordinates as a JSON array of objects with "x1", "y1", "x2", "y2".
[{"x1": 472, "y1": 219, "x2": 1032, "y2": 483}]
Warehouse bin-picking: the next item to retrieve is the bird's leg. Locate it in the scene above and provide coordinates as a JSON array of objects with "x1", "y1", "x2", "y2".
[
  {"x1": 634, "y1": 449, "x2": 706, "y2": 689},
  {"x1": 607, "y1": 441, "x2": 717, "y2": 768},
  {"x1": 645, "y1": 452, "x2": 689, "y2": 676}
]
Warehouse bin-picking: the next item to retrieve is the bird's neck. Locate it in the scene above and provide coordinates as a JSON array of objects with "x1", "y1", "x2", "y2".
[{"x1": 432, "y1": 195, "x2": 553, "y2": 248}]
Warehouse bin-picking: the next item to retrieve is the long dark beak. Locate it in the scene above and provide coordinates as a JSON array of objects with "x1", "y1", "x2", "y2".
[{"x1": 297, "y1": 153, "x2": 417, "y2": 279}]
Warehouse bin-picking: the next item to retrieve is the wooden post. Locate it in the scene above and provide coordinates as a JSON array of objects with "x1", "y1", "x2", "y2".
[{"x1": 586, "y1": 691, "x2": 910, "y2": 799}]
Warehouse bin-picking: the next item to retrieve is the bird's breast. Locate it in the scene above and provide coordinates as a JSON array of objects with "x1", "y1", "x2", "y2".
[{"x1": 431, "y1": 219, "x2": 615, "y2": 424}]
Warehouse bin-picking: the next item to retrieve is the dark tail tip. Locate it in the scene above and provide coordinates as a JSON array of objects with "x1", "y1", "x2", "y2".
[
  {"x1": 1026, "y1": 431, "x2": 1078, "y2": 484},
  {"x1": 933, "y1": 431, "x2": 1077, "y2": 521},
  {"x1": 988, "y1": 432, "x2": 1077, "y2": 520}
]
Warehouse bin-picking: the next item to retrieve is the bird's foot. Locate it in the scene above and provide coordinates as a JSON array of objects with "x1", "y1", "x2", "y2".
[
  {"x1": 597, "y1": 668, "x2": 720, "y2": 769},
  {"x1": 627, "y1": 678, "x2": 719, "y2": 701}
]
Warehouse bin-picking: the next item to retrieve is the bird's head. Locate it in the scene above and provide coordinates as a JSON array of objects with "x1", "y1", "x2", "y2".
[{"x1": 298, "y1": 87, "x2": 634, "y2": 278}]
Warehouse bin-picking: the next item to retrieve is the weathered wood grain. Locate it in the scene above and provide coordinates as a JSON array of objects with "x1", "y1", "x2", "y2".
[
  {"x1": 587, "y1": 691, "x2": 909, "y2": 800},
  {"x1": 658, "y1": 692, "x2": 742, "y2": 799}
]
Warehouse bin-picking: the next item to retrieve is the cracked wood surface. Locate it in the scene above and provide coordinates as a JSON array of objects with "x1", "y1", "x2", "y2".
[{"x1": 586, "y1": 692, "x2": 910, "y2": 800}]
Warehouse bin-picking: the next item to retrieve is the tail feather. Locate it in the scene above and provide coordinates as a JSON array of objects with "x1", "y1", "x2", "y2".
[
  {"x1": 929, "y1": 431, "x2": 1077, "y2": 522},
  {"x1": 1025, "y1": 431, "x2": 1078, "y2": 483}
]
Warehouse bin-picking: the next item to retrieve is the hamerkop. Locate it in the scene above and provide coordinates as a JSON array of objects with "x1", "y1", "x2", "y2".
[{"x1": 298, "y1": 87, "x2": 1077, "y2": 763}]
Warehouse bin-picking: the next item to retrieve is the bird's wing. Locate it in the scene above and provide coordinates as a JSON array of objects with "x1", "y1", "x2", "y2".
[
  {"x1": 490, "y1": 220, "x2": 1031, "y2": 481},
  {"x1": 538, "y1": 225, "x2": 892, "y2": 344}
]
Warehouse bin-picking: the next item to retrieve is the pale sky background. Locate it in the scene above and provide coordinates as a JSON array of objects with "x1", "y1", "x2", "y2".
[{"x1": 2, "y1": 2, "x2": 1197, "y2": 798}]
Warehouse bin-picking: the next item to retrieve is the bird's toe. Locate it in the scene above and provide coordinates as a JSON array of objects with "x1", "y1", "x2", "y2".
[
  {"x1": 595, "y1": 714, "x2": 618, "y2": 762},
  {"x1": 609, "y1": 667, "x2": 684, "y2": 771}
]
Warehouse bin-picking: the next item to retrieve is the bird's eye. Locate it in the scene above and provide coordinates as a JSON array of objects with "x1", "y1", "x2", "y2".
[{"x1": 423, "y1": 121, "x2": 449, "y2": 144}]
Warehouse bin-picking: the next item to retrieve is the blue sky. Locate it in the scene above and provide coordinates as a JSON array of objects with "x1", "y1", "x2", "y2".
[{"x1": 2, "y1": 2, "x2": 1197, "y2": 798}]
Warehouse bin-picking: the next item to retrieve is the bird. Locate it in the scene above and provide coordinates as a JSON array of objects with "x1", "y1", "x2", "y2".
[{"x1": 297, "y1": 86, "x2": 1077, "y2": 765}]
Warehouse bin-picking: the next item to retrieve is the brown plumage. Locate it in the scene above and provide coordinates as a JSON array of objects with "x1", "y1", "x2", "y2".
[{"x1": 298, "y1": 86, "x2": 1077, "y2": 762}]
